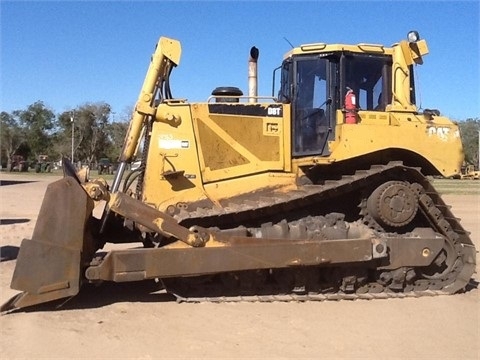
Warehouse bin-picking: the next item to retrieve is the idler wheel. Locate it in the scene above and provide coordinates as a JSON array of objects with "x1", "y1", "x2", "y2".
[{"x1": 366, "y1": 181, "x2": 418, "y2": 228}]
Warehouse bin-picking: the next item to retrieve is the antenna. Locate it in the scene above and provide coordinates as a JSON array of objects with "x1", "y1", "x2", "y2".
[{"x1": 283, "y1": 37, "x2": 294, "y2": 49}]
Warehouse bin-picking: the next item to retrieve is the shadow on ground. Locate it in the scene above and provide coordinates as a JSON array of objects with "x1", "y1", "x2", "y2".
[
  {"x1": 466, "y1": 279, "x2": 479, "y2": 291},
  {"x1": 0, "y1": 245, "x2": 20, "y2": 261},
  {"x1": 3, "y1": 276, "x2": 478, "y2": 315},
  {"x1": 0, "y1": 180, "x2": 37, "y2": 186},
  {"x1": 4, "y1": 280, "x2": 176, "y2": 314},
  {"x1": 0, "y1": 218, "x2": 30, "y2": 226}
]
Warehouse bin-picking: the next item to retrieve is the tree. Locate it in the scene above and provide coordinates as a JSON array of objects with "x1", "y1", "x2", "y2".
[
  {"x1": 58, "y1": 102, "x2": 111, "y2": 165},
  {"x1": 458, "y1": 118, "x2": 479, "y2": 167},
  {"x1": 12, "y1": 101, "x2": 56, "y2": 161},
  {"x1": 0, "y1": 111, "x2": 25, "y2": 167},
  {"x1": 105, "y1": 120, "x2": 129, "y2": 161}
]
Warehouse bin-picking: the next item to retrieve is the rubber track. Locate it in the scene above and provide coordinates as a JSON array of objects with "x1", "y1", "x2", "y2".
[{"x1": 168, "y1": 162, "x2": 476, "y2": 302}]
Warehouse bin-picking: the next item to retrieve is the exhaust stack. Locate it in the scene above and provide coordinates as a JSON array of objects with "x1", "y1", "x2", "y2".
[{"x1": 248, "y1": 46, "x2": 259, "y2": 103}]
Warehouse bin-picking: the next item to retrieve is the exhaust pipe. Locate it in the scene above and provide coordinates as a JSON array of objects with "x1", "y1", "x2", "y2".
[{"x1": 248, "y1": 46, "x2": 259, "y2": 103}]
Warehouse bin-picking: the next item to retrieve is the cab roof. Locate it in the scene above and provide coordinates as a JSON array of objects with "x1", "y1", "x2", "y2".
[{"x1": 283, "y1": 42, "x2": 396, "y2": 59}]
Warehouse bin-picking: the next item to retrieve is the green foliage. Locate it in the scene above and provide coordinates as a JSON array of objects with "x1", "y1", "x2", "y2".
[
  {"x1": 58, "y1": 102, "x2": 111, "y2": 164},
  {"x1": 457, "y1": 118, "x2": 479, "y2": 167},
  {"x1": 1, "y1": 101, "x2": 129, "y2": 169},
  {"x1": 1, "y1": 102, "x2": 55, "y2": 166},
  {"x1": 13, "y1": 101, "x2": 55, "y2": 158},
  {"x1": 105, "y1": 121, "x2": 129, "y2": 161},
  {"x1": 57, "y1": 102, "x2": 128, "y2": 165},
  {"x1": 1, "y1": 111, "x2": 23, "y2": 166}
]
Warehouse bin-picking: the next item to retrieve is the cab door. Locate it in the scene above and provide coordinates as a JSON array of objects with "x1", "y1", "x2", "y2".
[{"x1": 291, "y1": 56, "x2": 337, "y2": 157}]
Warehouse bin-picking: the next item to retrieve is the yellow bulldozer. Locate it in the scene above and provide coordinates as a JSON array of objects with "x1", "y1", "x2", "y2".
[{"x1": 2, "y1": 31, "x2": 476, "y2": 312}]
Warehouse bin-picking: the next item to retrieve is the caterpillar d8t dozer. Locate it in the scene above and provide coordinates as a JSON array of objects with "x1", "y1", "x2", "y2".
[{"x1": 2, "y1": 32, "x2": 476, "y2": 312}]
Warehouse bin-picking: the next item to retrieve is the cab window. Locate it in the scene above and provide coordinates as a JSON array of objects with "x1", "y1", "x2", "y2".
[
  {"x1": 293, "y1": 57, "x2": 330, "y2": 155},
  {"x1": 343, "y1": 54, "x2": 392, "y2": 111}
]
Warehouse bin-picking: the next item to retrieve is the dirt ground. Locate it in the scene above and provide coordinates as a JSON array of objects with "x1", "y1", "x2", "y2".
[{"x1": 0, "y1": 173, "x2": 478, "y2": 359}]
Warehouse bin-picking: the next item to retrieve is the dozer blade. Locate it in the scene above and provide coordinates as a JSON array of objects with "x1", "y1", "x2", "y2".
[{"x1": 1, "y1": 177, "x2": 95, "y2": 312}]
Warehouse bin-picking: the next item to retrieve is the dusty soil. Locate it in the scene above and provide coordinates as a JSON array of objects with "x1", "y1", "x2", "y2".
[{"x1": 0, "y1": 174, "x2": 478, "y2": 359}]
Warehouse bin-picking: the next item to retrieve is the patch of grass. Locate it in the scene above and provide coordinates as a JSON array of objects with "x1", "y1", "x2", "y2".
[
  {"x1": 430, "y1": 178, "x2": 480, "y2": 195},
  {"x1": 0, "y1": 168, "x2": 63, "y2": 176}
]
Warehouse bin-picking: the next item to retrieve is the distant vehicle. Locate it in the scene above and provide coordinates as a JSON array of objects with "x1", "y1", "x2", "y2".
[
  {"x1": 459, "y1": 165, "x2": 479, "y2": 180},
  {"x1": 35, "y1": 155, "x2": 52, "y2": 173},
  {"x1": 9, "y1": 155, "x2": 28, "y2": 172},
  {"x1": 98, "y1": 158, "x2": 114, "y2": 175}
]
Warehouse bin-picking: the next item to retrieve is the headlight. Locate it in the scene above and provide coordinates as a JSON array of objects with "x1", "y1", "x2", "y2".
[{"x1": 407, "y1": 31, "x2": 420, "y2": 43}]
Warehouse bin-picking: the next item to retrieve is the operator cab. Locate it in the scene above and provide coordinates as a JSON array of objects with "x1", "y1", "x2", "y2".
[{"x1": 276, "y1": 48, "x2": 393, "y2": 157}]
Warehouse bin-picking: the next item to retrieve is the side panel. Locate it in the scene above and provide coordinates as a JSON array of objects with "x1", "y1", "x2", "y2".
[
  {"x1": 300, "y1": 110, "x2": 463, "y2": 177},
  {"x1": 141, "y1": 102, "x2": 293, "y2": 211},
  {"x1": 193, "y1": 103, "x2": 287, "y2": 183},
  {"x1": 142, "y1": 102, "x2": 208, "y2": 211}
]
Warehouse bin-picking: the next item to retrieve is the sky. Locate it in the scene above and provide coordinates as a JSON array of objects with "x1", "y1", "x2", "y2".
[{"x1": 1, "y1": 0, "x2": 479, "y2": 121}]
